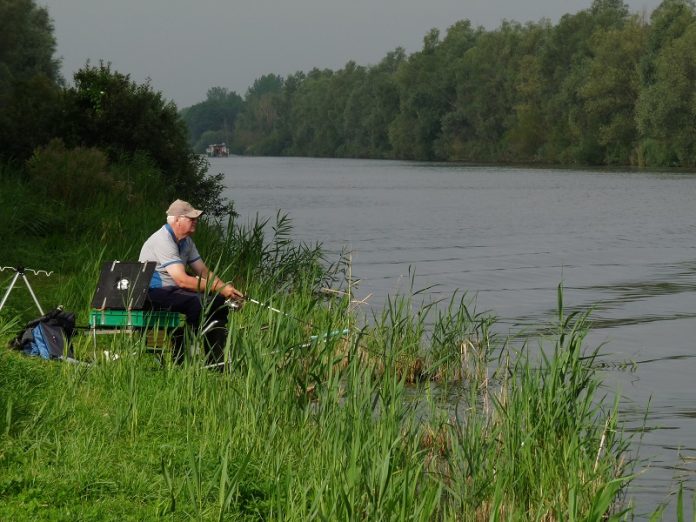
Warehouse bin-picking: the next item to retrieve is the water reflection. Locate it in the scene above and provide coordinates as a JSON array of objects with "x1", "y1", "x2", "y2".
[
  {"x1": 588, "y1": 313, "x2": 696, "y2": 329},
  {"x1": 634, "y1": 354, "x2": 696, "y2": 365},
  {"x1": 506, "y1": 261, "x2": 696, "y2": 334}
]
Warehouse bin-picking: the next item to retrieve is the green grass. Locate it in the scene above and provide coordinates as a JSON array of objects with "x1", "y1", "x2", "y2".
[
  {"x1": 0, "y1": 286, "x2": 633, "y2": 519},
  {"x1": 0, "y1": 160, "x2": 636, "y2": 520}
]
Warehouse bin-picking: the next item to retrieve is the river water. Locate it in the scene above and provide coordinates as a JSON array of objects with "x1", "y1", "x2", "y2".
[{"x1": 216, "y1": 155, "x2": 696, "y2": 516}]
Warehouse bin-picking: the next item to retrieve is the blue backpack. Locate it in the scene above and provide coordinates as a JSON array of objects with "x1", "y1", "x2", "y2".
[{"x1": 10, "y1": 308, "x2": 76, "y2": 360}]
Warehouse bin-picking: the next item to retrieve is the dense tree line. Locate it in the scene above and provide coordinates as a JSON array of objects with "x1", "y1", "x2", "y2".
[
  {"x1": 183, "y1": 0, "x2": 696, "y2": 167},
  {"x1": 1, "y1": 0, "x2": 225, "y2": 213}
]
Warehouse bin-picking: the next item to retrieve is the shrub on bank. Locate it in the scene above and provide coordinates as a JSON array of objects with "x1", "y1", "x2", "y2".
[{"x1": 27, "y1": 139, "x2": 123, "y2": 207}]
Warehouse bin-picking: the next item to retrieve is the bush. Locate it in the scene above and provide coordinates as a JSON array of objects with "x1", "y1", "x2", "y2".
[
  {"x1": 59, "y1": 63, "x2": 227, "y2": 215},
  {"x1": 636, "y1": 138, "x2": 679, "y2": 167},
  {"x1": 26, "y1": 139, "x2": 123, "y2": 207}
]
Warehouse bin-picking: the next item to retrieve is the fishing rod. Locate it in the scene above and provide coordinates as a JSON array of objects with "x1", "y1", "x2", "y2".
[
  {"x1": 227, "y1": 295, "x2": 353, "y2": 347},
  {"x1": 227, "y1": 296, "x2": 312, "y2": 327},
  {"x1": 204, "y1": 327, "x2": 352, "y2": 367},
  {"x1": 247, "y1": 297, "x2": 289, "y2": 318}
]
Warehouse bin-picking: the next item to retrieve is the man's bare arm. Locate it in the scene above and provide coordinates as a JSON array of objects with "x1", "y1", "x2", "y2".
[{"x1": 188, "y1": 259, "x2": 244, "y2": 300}]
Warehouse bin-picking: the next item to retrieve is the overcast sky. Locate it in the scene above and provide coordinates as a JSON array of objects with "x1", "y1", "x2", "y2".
[{"x1": 40, "y1": 0, "x2": 662, "y2": 109}]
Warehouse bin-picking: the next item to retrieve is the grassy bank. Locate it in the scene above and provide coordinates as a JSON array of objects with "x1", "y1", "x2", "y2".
[{"x1": 1, "y1": 162, "x2": 633, "y2": 520}]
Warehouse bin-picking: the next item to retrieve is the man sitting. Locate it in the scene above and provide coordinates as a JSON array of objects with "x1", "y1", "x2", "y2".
[{"x1": 139, "y1": 199, "x2": 244, "y2": 364}]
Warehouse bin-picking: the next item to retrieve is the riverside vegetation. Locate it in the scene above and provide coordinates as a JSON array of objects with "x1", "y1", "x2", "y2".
[
  {"x1": 6, "y1": 1, "x2": 696, "y2": 171},
  {"x1": 182, "y1": 0, "x2": 696, "y2": 169},
  {"x1": 0, "y1": 154, "x2": 641, "y2": 520}
]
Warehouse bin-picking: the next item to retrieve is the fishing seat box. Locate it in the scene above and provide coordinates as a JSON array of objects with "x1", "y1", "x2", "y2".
[
  {"x1": 89, "y1": 261, "x2": 183, "y2": 346},
  {"x1": 89, "y1": 309, "x2": 182, "y2": 329}
]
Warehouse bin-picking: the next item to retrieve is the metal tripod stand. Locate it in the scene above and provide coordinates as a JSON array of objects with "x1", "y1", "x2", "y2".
[{"x1": 0, "y1": 266, "x2": 52, "y2": 315}]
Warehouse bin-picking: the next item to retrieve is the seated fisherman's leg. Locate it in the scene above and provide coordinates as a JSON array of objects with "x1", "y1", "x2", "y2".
[
  {"x1": 201, "y1": 294, "x2": 230, "y2": 366},
  {"x1": 147, "y1": 287, "x2": 205, "y2": 363},
  {"x1": 204, "y1": 328, "x2": 227, "y2": 366},
  {"x1": 146, "y1": 287, "x2": 204, "y2": 325}
]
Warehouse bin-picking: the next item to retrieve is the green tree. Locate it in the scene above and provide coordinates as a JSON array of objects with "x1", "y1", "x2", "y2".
[
  {"x1": 0, "y1": 0, "x2": 62, "y2": 161},
  {"x1": 234, "y1": 74, "x2": 287, "y2": 154},
  {"x1": 181, "y1": 87, "x2": 243, "y2": 153},
  {"x1": 438, "y1": 21, "x2": 531, "y2": 161},
  {"x1": 329, "y1": 61, "x2": 370, "y2": 157},
  {"x1": 389, "y1": 28, "x2": 455, "y2": 160},
  {"x1": 60, "y1": 63, "x2": 224, "y2": 212},
  {"x1": 637, "y1": 17, "x2": 696, "y2": 165},
  {"x1": 340, "y1": 49, "x2": 404, "y2": 157},
  {"x1": 636, "y1": 0, "x2": 696, "y2": 165},
  {"x1": 287, "y1": 64, "x2": 384, "y2": 157},
  {"x1": 530, "y1": 0, "x2": 630, "y2": 163},
  {"x1": 640, "y1": 0, "x2": 696, "y2": 85},
  {"x1": 505, "y1": 23, "x2": 552, "y2": 160},
  {"x1": 0, "y1": 0, "x2": 60, "y2": 84},
  {"x1": 286, "y1": 68, "x2": 338, "y2": 156},
  {"x1": 578, "y1": 17, "x2": 647, "y2": 164}
]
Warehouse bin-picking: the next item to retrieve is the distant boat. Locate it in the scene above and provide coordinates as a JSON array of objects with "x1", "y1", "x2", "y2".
[{"x1": 206, "y1": 143, "x2": 229, "y2": 157}]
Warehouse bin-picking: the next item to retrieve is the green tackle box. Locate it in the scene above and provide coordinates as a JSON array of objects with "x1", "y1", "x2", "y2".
[{"x1": 89, "y1": 309, "x2": 184, "y2": 329}]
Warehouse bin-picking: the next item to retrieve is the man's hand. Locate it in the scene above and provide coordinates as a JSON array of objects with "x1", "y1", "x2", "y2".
[{"x1": 221, "y1": 284, "x2": 244, "y2": 301}]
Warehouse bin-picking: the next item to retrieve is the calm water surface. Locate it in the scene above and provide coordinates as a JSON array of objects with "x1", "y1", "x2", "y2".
[{"x1": 216, "y1": 156, "x2": 696, "y2": 516}]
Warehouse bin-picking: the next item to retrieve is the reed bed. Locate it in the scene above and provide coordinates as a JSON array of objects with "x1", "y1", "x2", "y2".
[
  {"x1": 0, "y1": 300, "x2": 631, "y2": 520},
  {"x1": 1, "y1": 169, "x2": 635, "y2": 520}
]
